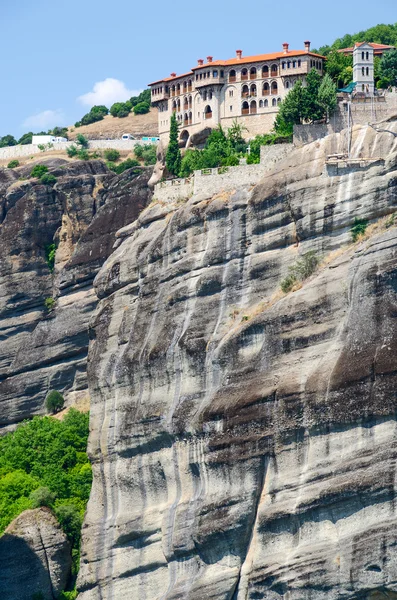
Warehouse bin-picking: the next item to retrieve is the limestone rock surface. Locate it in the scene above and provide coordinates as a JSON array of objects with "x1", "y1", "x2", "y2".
[
  {"x1": 78, "y1": 123, "x2": 397, "y2": 599},
  {"x1": 0, "y1": 508, "x2": 71, "y2": 599},
  {"x1": 0, "y1": 160, "x2": 152, "y2": 430}
]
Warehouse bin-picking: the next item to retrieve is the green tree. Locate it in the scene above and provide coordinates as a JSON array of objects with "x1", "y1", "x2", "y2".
[
  {"x1": 30, "y1": 486, "x2": 57, "y2": 508},
  {"x1": 275, "y1": 81, "x2": 305, "y2": 135},
  {"x1": 18, "y1": 132, "x2": 33, "y2": 145},
  {"x1": 133, "y1": 102, "x2": 150, "y2": 115},
  {"x1": 45, "y1": 390, "x2": 65, "y2": 413},
  {"x1": 325, "y1": 49, "x2": 353, "y2": 87},
  {"x1": 0, "y1": 135, "x2": 17, "y2": 147},
  {"x1": 166, "y1": 112, "x2": 182, "y2": 176},
  {"x1": 318, "y1": 74, "x2": 337, "y2": 121},
  {"x1": 380, "y1": 49, "x2": 397, "y2": 86},
  {"x1": 7, "y1": 160, "x2": 19, "y2": 168},
  {"x1": 104, "y1": 149, "x2": 120, "y2": 161},
  {"x1": 30, "y1": 164, "x2": 48, "y2": 178},
  {"x1": 76, "y1": 133, "x2": 89, "y2": 148},
  {"x1": 301, "y1": 69, "x2": 323, "y2": 122},
  {"x1": 110, "y1": 102, "x2": 131, "y2": 118},
  {"x1": 40, "y1": 173, "x2": 57, "y2": 186}
]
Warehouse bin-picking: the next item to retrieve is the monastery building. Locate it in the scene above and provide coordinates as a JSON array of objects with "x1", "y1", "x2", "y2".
[{"x1": 149, "y1": 42, "x2": 325, "y2": 144}]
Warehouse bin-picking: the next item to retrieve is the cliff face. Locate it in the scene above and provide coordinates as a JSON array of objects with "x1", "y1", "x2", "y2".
[
  {"x1": 78, "y1": 123, "x2": 397, "y2": 600},
  {"x1": 0, "y1": 160, "x2": 152, "y2": 429}
]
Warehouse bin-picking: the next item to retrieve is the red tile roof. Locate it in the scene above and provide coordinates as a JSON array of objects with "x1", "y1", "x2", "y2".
[
  {"x1": 338, "y1": 42, "x2": 395, "y2": 55},
  {"x1": 149, "y1": 49, "x2": 325, "y2": 86}
]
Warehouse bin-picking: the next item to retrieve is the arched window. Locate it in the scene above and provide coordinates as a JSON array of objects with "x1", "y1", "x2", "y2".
[
  {"x1": 285, "y1": 81, "x2": 290, "y2": 89},
  {"x1": 264, "y1": 99, "x2": 268, "y2": 107},
  {"x1": 281, "y1": 62, "x2": 286, "y2": 70},
  {"x1": 183, "y1": 97, "x2": 188, "y2": 110},
  {"x1": 250, "y1": 83, "x2": 257, "y2": 96},
  {"x1": 242, "y1": 101, "x2": 249, "y2": 114},
  {"x1": 366, "y1": 51, "x2": 369, "y2": 60},
  {"x1": 180, "y1": 130, "x2": 189, "y2": 146},
  {"x1": 293, "y1": 60, "x2": 296, "y2": 68},
  {"x1": 204, "y1": 105, "x2": 212, "y2": 119},
  {"x1": 172, "y1": 100, "x2": 177, "y2": 113},
  {"x1": 262, "y1": 65, "x2": 269, "y2": 77},
  {"x1": 250, "y1": 67, "x2": 257, "y2": 79},
  {"x1": 184, "y1": 113, "x2": 189, "y2": 125},
  {"x1": 366, "y1": 67, "x2": 369, "y2": 76},
  {"x1": 183, "y1": 81, "x2": 187, "y2": 92},
  {"x1": 262, "y1": 82, "x2": 270, "y2": 96},
  {"x1": 250, "y1": 100, "x2": 257, "y2": 114},
  {"x1": 177, "y1": 99, "x2": 181, "y2": 111},
  {"x1": 177, "y1": 83, "x2": 181, "y2": 95},
  {"x1": 287, "y1": 61, "x2": 291, "y2": 69},
  {"x1": 241, "y1": 68, "x2": 248, "y2": 80},
  {"x1": 362, "y1": 51, "x2": 365, "y2": 60},
  {"x1": 242, "y1": 84, "x2": 249, "y2": 97},
  {"x1": 298, "y1": 59, "x2": 301, "y2": 67},
  {"x1": 189, "y1": 111, "x2": 192, "y2": 125},
  {"x1": 208, "y1": 91, "x2": 213, "y2": 100},
  {"x1": 229, "y1": 69, "x2": 236, "y2": 82},
  {"x1": 171, "y1": 85, "x2": 176, "y2": 97},
  {"x1": 189, "y1": 95, "x2": 192, "y2": 108},
  {"x1": 271, "y1": 81, "x2": 278, "y2": 94},
  {"x1": 272, "y1": 98, "x2": 277, "y2": 106},
  {"x1": 277, "y1": 97, "x2": 282, "y2": 105},
  {"x1": 362, "y1": 67, "x2": 365, "y2": 76},
  {"x1": 271, "y1": 64, "x2": 278, "y2": 76},
  {"x1": 259, "y1": 99, "x2": 263, "y2": 107}
]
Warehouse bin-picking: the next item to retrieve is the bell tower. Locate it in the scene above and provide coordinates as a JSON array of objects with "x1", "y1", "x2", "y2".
[{"x1": 353, "y1": 42, "x2": 374, "y2": 94}]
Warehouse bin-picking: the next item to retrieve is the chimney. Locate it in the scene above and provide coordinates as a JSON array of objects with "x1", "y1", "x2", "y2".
[
  {"x1": 236, "y1": 49, "x2": 242, "y2": 59},
  {"x1": 207, "y1": 56, "x2": 213, "y2": 63},
  {"x1": 170, "y1": 72, "x2": 176, "y2": 77},
  {"x1": 197, "y1": 59, "x2": 204, "y2": 66},
  {"x1": 282, "y1": 43, "x2": 289, "y2": 54},
  {"x1": 304, "y1": 40, "x2": 311, "y2": 52}
]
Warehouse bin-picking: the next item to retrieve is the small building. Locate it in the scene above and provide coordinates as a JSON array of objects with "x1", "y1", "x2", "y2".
[
  {"x1": 338, "y1": 42, "x2": 395, "y2": 58},
  {"x1": 149, "y1": 42, "x2": 326, "y2": 145},
  {"x1": 32, "y1": 135, "x2": 67, "y2": 145}
]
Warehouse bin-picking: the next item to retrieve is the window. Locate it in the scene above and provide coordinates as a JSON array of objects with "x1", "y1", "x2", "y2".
[
  {"x1": 272, "y1": 98, "x2": 277, "y2": 106},
  {"x1": 250, "y1": 100, "x2": 257, "y2": 114},
  {"x1": 293, "y1": 60, "x2": 296, "y2": 68},
  {"x1": 262, "y1": 82, "x2": 270, "y2": 96},
  {"x1": 250, "y1": 84, "x2": 257, "y2": 96},
  {"x1": 241, "y1": 68, "x2": 248, "y2": 80},
  {"x1": 285, "y1": 81, "x2": 290, "y2": 89},
  {"x1": 242, "y1": 84, "x2": 249, "y2": 97},
  {"x1": 229, "y1": 69, "x2": 236, "y2": 82},
  {"x1": 264, "y1": 99, "x2": 268, "y2": 107},
  {"x1": 362, "y1": 67, "x2": 365, "y2": 76},
  {"x1": 282, "y1": 62, "x2": 286, "y2": 69},
  {"x1": 366, "y1": 67, "x2": 369, "y2": 76},
  {"x1": 213, "y1": 70, "x2": 218, "y2": 77},
  {"x1": 220, "y1": 70, "x2": 224, "y2": 77},
  {"x1": 229, "y1": 90, "x2": 234, "y2": 97},
  {"x1": 259, "y1": 100, "x2": 263, "y2": 107},
  {"x1": 250, "y1": 67, "x2": 257, "y2": 79},
  {"x1": 242, "y1": 100, "x2": 249, "y2": 114},
  {"x1": 366, "y1": 51, "x2": 369, "y2": 60},
  {"x1": 287, "y1": 61, "x2": 291, "y2": 68},
  {"x1": 298, "y1": 60, "x2": 301, "y2": 67},
  {"x1": 230, "y1": 105, "x2": 233, "y2": 111},
  {"x1": 277, "y1": 97, "x2": 281, "y2": 105},
  {"x1": 362, "y1": 51, "x2": 365, "y2": 60},
  {"x1": 271, "y1": 81, "x2": 278, "y2": 94},
  {"x1": 204, "y1": 105, "x2": 212, "y2": 119}
]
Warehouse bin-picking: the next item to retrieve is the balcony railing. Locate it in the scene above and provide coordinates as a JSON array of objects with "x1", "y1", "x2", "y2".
[
  {"x1": 250, "y1": 73, "x2": 257, "y2": 79},
  {"x1": 241, "y1": 74, "x2": 248, "y2": 80},
  {"x1": 229, "y1": 76, "x2": 236, "y2": 83},
  {"x1": 250, "y1": 107, "x2": 257, "y2": 114},
  {"x1": 271, "y1": 70, "x2": 278, "y2": 77},
  {"x1": 242, "y1": 108, "x2": 249, "y2": 115},
  {"x1": 262, "y1": 90, "x2": 270, "y2": 96},
  {"x1": 188, "y1": 86, "x2": 192, "y2": 92},
  {"x1": 205, "y1": 111, "x2": 213, "y2": 119}
]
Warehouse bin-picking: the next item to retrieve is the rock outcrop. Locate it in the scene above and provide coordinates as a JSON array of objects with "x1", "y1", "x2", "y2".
[
  {"x1": 0, "y1": 508, "x2": 71, "y2": 599},
  {"x1": 78, "y1": 123, "x2": 397, "y2": 599},
  {"x1": 0, "y1": 160, "x2": 152, "y2": 430}
]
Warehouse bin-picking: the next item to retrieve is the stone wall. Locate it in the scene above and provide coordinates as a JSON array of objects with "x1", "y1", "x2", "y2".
[
  {"x1": 294, "y1": 89, "x2": 397, "y2": 146},
  {"x1": 0, "y1": 139, "x2": 157, "y2": 161},
  {"x1": 153, "y1": 144, "x2": 295, "y2": 203}
]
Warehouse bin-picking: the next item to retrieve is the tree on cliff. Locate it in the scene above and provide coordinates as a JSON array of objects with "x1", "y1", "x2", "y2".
[
  {"x1": 274, "y1": 81, "x2": 305, "y2": 135},
  {"x1": 318, "y1": 75, "x2": 337, "y2": 121},
  {"x1": 166, "y1": 113, "x2": 181, "y2": 176},
  {"x1": 324, "y1": 50, "x2": 353, "y2": 88}
]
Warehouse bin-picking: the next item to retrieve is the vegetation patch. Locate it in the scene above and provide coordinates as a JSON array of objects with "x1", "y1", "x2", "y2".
[
  {"x1": 351, "y1": 217, "x2": 369, "y2": 242},
  {"x1": 134, "y1": 143, "x2": 157, "y2": 165},
  {"x1": 30, "y1": 164, "x2": 48, "y2": 178},
  {"x1": 281, "y1": 250, "x2": 321, "y2": 293},
  {"x1": 0, "y1": 410, "x2": 92, "y2": 588},
  {"x1": 107, "y1": 158, "x2": 140, "y2": 175},
  {"x1": 7, "y1": 160, "x2": 19, "y2": 169},
  {"x1": 45, "y1": 390, "x2": 65, "y2": 414},
  {"x1": 45, "y1": 243, "x2": 57, "y2": 272},
  {"x1": 40, "y1": 173, "x2": 57, "y2": 186}
]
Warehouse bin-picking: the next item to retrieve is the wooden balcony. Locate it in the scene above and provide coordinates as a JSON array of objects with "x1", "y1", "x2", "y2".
[
  {"x1": 241, "y1": 74, "x2": 248, "y2": 81},
  {"x1": 242, "y1": 108, "x2": 249, "y2": 115},
  {"x1": 188, "y1": 85, "x2": 193, "y2": 92},
  {"x1": 249, "y1": 73, "x2": 257, "y2": 80},
  {"x1": 204, "y1": 111, "x2": 213, "y2": 119},
  {"x1": 229, "y1": 76, "x2": 236, "y2": 83},
  {"x1": 270, "y1": 70, "x2": 278, "y2": 77}
]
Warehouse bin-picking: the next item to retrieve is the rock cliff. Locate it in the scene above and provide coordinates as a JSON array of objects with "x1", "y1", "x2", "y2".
[
  {"x1": 0, "y1": 508, "x2": 71, "y2": 599},
  {"x1": 0, "y1": 160, "x2": 152, "y2": 430},
  {"x1": 77, "y1": 122, "x2": 397, "y2": 599}
]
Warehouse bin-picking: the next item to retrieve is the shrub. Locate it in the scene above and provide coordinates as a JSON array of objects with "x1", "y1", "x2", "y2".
[
  {"x1": 281, "y1": 251, "x2": 320, "y2": 293},
  {"x1": 104, "y1": 148, "x2": 120, "y2": 161},
  {"x1": 40, "y1": 173, "x2": 57, "y2": 186},
  {"x1": 44, "y1": 297, "x2": 56, "y2": 312},
  {"x1": 45, "y1": 243, "x2": 56, "y2": 271},
  {"x1": 30, "y1": 486, "x2": 57, "y2": 508},
  {"x1": 30, "y1": 164, "x2": 48, "y2": 178},
  {"x1": 67, "y1": 145, "x2": 78, "y2": 157},
  {"x1": 108, "y1": 158, "x2": 140, "y2": 174},
  {"x1": 110, "y1": 102, "x2": 131, "y2": 118},
  {"x1": 74, "y1": 121, "x2": 81, "y2": 128},
  {"x1": 7, "y1": 160, "x2": 19, "y2": 168},
  {"x1": 55, "y1": 504, "x2": 83, "y2": 546},
  {"x1": 134, "y1": 144, "x2": 157, "y2": 166},
  {"x1": 77, "y1": 149, "x2": 90, "y2": 160},
  {"x1": 351, "y1": 217, "x2": 369, "y2": 242},
  {"x1": 76, "y1": 133, "x2": 89, "y2": 148},
  {"x1": 133, "y1": 102, "x2": 150, "y2": 115},
  {"x1": 134, "y1": 144, "x2": 144, "y2": 159},
  {"x1": 45, "y1": 390, "x2": 64, "y2": 413}
]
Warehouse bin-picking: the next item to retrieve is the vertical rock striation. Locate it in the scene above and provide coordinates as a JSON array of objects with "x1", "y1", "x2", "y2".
[{"x1": 78, "y1": 123, "x2": 397, "y2": 599}]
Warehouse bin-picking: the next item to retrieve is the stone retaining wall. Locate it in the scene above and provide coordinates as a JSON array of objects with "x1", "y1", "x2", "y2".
[{"x1": 0, "y1": 139, "x2": 156, "y2": 161}]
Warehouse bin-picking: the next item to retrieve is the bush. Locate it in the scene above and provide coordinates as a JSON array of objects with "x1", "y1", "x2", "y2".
[
  {"x1": 76, "y1": 133, "x2": 89, "y2": 148},
  {"x1": 55, "y1": 504, "x2": 83, "y2": 547},
  {"x1": 110, "y1": 102, "x2": 131, "y2": 118},
  {"x1": 108, "y1": 158, "x2": 140, "y2": 174},
  {"x1": 135, "y1": 144, "x2": 157, "y2": 165},
  {"x1": 18, "y1": 132, "x2": 33, "y2": 145},
  {"x1": 40, "y1": 173, "x2": 57, "y2": 186},
  {"x1": 281, "y1": 251, "x2": 320, "y2": 293},
  {"x1": 45, "y1": 390, "x2": 64, "y2": 413},
  {"x1": 7, "y1": 160, "x2": 19, "y2": 169},
  {"x1": 77, "y1": 149, "x2": 90, "y2": 160},
  {"x1": 80, "y1": 105, "x2": 108, "y2": 126},
  {"x1": 30, "y1": 486, "x2": 57, "y2": 508},
  {"x1": 30, "y1": 164, "x2": 48, "y2": 178},
  {"x1": 351, "y1": 217, "x2": 369, "y2": 241},
  {"x1": 44, "y1": 297, "x2": 56, "y2": 312},
  {"x1": 67, "y1": 145, "x2": 78, "y2": 157},
  {"x1": 133, "y1": 102, "x2": 150, "y2": 115},
  {"x1": 74, "y1": 121, "x2": 81, "y2": 128},
  {"x1": 104, "y1": 148, "x2": 120, "y2": 161},
  {"x1": 45, "y1": 243, "x2": 56, "y2": 271}
]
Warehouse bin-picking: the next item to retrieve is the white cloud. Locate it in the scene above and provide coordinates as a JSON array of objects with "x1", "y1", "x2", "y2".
[
  {"x1": 22, "y1": 109, "x2": 66, "y2": 130},
  {"x1": 78, "y1": 78, "x2": 142, "y2": 108}
]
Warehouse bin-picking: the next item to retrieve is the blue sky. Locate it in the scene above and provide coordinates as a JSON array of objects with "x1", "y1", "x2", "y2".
[{"x1": 1, "y1": 0, "x2": 395, "y2": 137}]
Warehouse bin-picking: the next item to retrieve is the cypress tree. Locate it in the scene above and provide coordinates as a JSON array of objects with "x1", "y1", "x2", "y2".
[{"x1": 166, "y1": 112, "x2": 182, "y2": 176}]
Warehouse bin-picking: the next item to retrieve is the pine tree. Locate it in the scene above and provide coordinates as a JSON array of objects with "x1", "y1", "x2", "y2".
[{"x1": 166, "y1": 113, "x2": 182, "y2": 176}]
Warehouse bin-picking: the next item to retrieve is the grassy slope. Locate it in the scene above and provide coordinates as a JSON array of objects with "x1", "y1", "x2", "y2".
[{"x1": 67, "y1": 110, "x2": 158, "y2": 141}]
